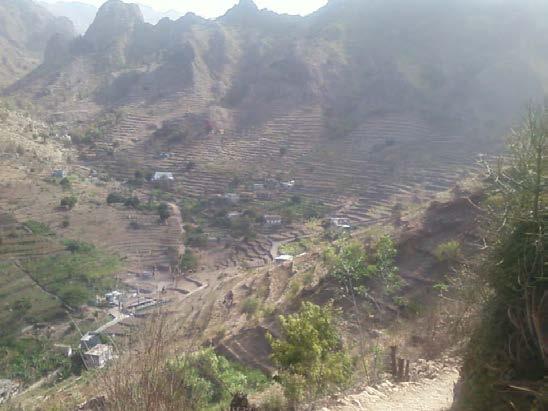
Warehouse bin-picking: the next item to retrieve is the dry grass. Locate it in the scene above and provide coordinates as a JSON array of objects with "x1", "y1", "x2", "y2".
[{"x1": 97, "y1": 313, "x2": 199, "y2": 411}]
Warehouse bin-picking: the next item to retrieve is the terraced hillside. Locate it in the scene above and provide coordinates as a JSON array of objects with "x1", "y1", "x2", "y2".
[
  {"x1": 6, "y1": 0, "x2": 546, "y2": 227},
  {"x1": 78, "y1": 103, "x2": 485, "y2": 230}
]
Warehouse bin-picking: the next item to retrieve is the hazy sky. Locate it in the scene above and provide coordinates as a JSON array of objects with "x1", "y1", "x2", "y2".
[{"x1": 41, "y1": 0, "x2": 328, "y2": 17}]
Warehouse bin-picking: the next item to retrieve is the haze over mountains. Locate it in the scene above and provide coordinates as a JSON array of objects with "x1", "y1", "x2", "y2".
[
  {"x1": 0, "y1": 0, "x2": 74, "y2": 88},
  {"x1": 41, "y1": 0, "x2": 182, "y2": 33},
  {"x1": 1, "y1": 0, "x2": 548, "y2": 209},
  {"x1": 7, "y1": 0, "x2": 547, "y2": 131}
]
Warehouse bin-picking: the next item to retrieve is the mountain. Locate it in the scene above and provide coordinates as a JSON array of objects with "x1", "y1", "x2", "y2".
[
  {"x1": 0, "y1": 0, "x2": 75, "y2": 88},
  {"x1": 41, "y1": 1, "x2": 182, "y2": 34},
  {"x1": 137, "y1": 3, "x2": 181, "y2": 25},
  {"x1": 40, "y1": 1, "x2": 98, "y2": 34},
  {"x1": 5, "y1": 0, "x2": 548, "y2": 211}
]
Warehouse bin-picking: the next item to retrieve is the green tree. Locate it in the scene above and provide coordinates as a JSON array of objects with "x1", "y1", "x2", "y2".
[
  {"x1": 373, "y1": 235, "x2": 401, "y2": 295},
  {"x1": 267, "y1": 302, "x2": 351, "y2": 404},
  {"x1": 179, "y1": 249, "x2": 198, "y2": 271},
  {"x1": 60, "y1": 196, "x2": 77, "y2": 210},
  {"x1": 59, "y1": 177, "x2": 71, "y2": 190},
  {"x1": 324, "y1": 240, "x2": 368, "y2": 285},
  {"x1": 158, "y1": 203, "x2": 171, "y2": 222},
  {"x1": 457, "y1": 109, "x2": 547, "y2": 410}
]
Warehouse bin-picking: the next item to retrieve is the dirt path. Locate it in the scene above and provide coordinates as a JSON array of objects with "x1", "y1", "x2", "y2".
[{"x1": 324, "y1": 369, "x2": 459, "y2": 411}]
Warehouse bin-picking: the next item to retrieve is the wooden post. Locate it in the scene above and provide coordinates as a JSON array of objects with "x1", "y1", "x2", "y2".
[
  {"x1": 390, "y1": 346, "x2": 397, "y2": 377},
  {"x1": 397, "y1": 358, "x2": 405, "y2": 381},
  {"x1": 404, "y1": 359, "x2": 410, "y2": 381}
]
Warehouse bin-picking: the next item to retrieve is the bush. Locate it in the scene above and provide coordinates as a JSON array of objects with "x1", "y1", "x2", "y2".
[
  {"x1": 434, "y1": 240, "x2": 460, "y2": 262},
  {"x1": 241, "y1": 297, "x2": 260, "y2": 315},
  {"x1": 99, "y1": 317, "x2": 268, "y2": 411},
  {"x1": 186, "y1": 226, "x2": 208, "y2": 248},
  {"x1": 124, "y1": 196, "x2": 140, "y2": 208},
  {"x1": 23, "y1": 220, "x2": 53, "y2": 236},
  {"x1": 158, "y1": 203, "x2": 171, "y2": 222},
  {"x1": 64, "y1": 240, "x2": 95, "y2": 253},
  {"x1": 107, "y1": 192, "x2": 126, "y2": 204},
  {"x1": 267, "y1": 302, "x2": 352, "y2": 403},
  {"x1": 59, "y1": 177, "x2": 71, "y2": 190},
  {"x1": 59, "y1": 284, "x2": 89, "y2": 307},
  {"x1": 60, "y1": 196, "x2": 77, "y2": 210},
  {"x1": 179, "y1": 249, "x2": 198, "y2": 271}
]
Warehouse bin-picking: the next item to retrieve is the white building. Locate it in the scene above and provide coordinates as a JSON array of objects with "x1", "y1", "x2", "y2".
[
  {"x1": 275, "y1": 255, "x2": 294, "y2": 264},
  {"x1": 83, "y1": 344, "x2": 113, "y2": 369},
  {"x1": 224, "y1": 193, "x2": 240, "y2": 203},
  {"x1": 264, "y1": 215, "x2": 282, "y2": 226},
  {"x1": 330, "y1": 217, "x2": 351, "y2": 229},
  {"x1": 281, "y1": 180, "x2": 295, "y2": 189},
  {"x1": 105, "y1": 291, "x2": 122, "y2": 306},
  {"x1": 152, "y1": 172, "x2": 174, "y2": 181}
]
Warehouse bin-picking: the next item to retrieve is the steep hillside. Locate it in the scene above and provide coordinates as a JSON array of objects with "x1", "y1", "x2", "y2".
[
  {"x1": 0, "y1": 0, "x2": 75, "y2": 89},
  {"x1": 5, "y1": 0, "x2": 548, "y2": 220}
]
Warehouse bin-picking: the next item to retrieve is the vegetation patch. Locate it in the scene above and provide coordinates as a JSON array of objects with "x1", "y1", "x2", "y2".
[
  {"x1": 0, "y1": 337, "x2": 70, "y2": 383},
  {"x1": 23, "y1": 220, "x2": 54, "y2": 236},
  {"x1": 267, "y1": 197, "x2": 327, "y2": 223},
  {"x1": 279, "y1": 238, "x2": 311, "y2": 256},
  {"x1": 22, "y1": 242, "x2": 121, "y2": 308},
  {"x1": 268, "y1": 302, "x2": 352, "y2": 404},
  {"x1": 169, "y1": 348, "x2": 269, "y2": 409},
  {"x1": 434, "y1": 240, "x2": 460, "y2": 262}
]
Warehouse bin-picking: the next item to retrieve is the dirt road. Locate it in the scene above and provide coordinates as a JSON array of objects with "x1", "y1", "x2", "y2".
[{"x1": 324, "y1": 369, "x2": 459, "y2": 411}]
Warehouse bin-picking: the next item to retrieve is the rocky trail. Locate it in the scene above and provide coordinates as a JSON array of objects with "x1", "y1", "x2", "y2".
[{"x1": 319, "y1": 359, "x2": 460, "y2": 411}]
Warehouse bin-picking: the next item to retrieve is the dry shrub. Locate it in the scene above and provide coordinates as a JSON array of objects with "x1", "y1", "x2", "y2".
[{"x1": 98, "y1": 313, "x2": 201, "y2": 411}]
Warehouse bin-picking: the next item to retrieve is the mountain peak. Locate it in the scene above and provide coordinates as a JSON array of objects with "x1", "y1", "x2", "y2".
[
  {"x1": 220, "y1": 0, "x2": 260, "y2": 23},
  {"x1": 236, "y1": 0, "x2": 259, "y2": 11},
  {"x1": 84, "y1": 0, "x2": 143, "y2": 47}
]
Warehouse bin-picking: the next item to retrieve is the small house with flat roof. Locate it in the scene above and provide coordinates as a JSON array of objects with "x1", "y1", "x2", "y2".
[
  {"x1": 83, "y1": 344, "x2": 113, "y2": 369},
  {"x1": 152, "y1": 172, "x2": 174, "y2": 181}
]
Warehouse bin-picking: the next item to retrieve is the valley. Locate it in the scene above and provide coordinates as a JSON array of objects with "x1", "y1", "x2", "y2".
[{"x1": 0, "y1": 0, "x2": 546, "y2": 410}]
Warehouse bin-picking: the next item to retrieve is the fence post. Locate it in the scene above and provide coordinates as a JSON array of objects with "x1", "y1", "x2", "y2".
[
  {"x1": 390, "y1": 345, "x2": 397, "y2": 377},
  {"x1": 404, "y1": 359, "x2": 410, "y2": 381},
  {"x1": 397, "y1": 358, "x2": 405, "y2": 381}
]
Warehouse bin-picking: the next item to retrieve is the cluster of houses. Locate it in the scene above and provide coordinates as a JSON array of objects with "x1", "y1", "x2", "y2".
[{"x1": 101, "y1": 290, "x2": 159, "y2": 314}]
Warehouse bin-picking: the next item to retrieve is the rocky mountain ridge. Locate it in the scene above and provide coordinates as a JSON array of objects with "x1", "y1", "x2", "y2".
[{"x1": 0, "y1": 0, "x2": 75, "y2": 88}]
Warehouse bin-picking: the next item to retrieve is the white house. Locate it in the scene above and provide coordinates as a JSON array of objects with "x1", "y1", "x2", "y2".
[
  {"x1": 275, "y1": 255, "x2": 294, "y2": 264},
  {"x1": 83, "y1": 344, "x2": 113, "y2": 369},
  {"x1": 281, "y1": 180, "x2": 295, "y2": 189},
  {"x1": 224, "y1": 193, "x2": 240, "y2": 203},
  {"x1": 264, "y1": 215, "x2": 282, "y2": 226},
  {"x1": 105, "y1": 291, "x2": 122, "y2": 306},
  {"x1": 330, "y1": 217, "x2": 352, "y2": 229},
  {"x1": 152, "y1": 172, "x2": 174, "y2": 181}
]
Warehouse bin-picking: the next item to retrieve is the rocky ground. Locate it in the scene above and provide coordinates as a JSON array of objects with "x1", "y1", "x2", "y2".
[{"x1": 318, "y1": 358, "x2": 460, "y2": 411}]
